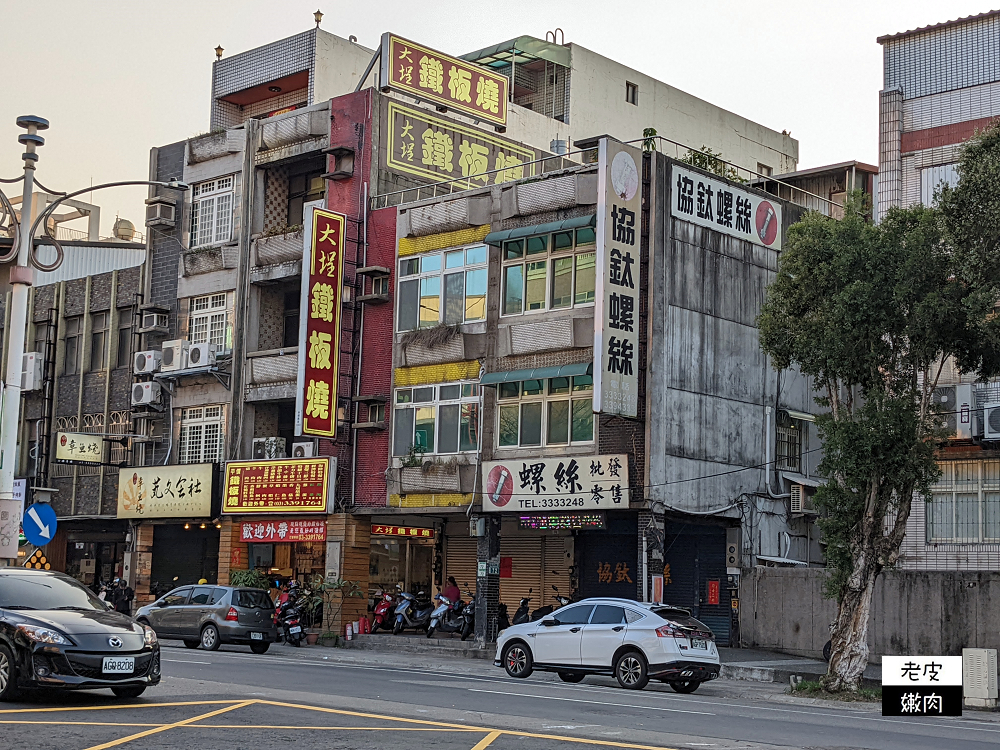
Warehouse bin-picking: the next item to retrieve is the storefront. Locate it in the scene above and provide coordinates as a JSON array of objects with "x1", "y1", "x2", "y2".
[
  {"x1": 117, "y1": 463, "x2": 219, "y2": 600},
  {"x1": 369, "y1": 522, "x2": 436, "y2": 599},
  {"x1": 54, "y1": 521, "x2": 130, "y2": 589},
  {"x1": 221, "y1": 457, "x2": 334, "y2": 587}
]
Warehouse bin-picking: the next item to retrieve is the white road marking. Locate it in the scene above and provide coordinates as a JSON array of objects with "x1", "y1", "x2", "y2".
[
  {"x1": 162, "y1": 659, "x2": 211, "y2": 665},
  {"x1": 467, "y1": 688, "x2": 715, "y2": 716}
]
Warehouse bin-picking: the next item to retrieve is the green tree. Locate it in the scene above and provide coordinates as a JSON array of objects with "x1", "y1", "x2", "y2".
[
  {"x1": 679, "y1": 146, "x2": 746, "y2": 183},
  {"x1": 759, "y1": 128, "x2": 1000, "y2": 690}
]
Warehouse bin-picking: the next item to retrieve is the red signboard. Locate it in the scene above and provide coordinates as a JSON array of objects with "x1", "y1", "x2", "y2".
[
  {"x1": 370, "y1": 525, "x2": 434, "y2": 539},
  {"x1": 499, "y1": 556, "x2": 513, "y2": 579},
  {"x1": 230, "y1": 547, "x2": 242, "y2": 568},
  {"x1": 240, "y1": 519, "x2": 327, "y2": 543},
  {"x1": 296, "y1": 208, "x2": 346, "y2": 438},
  {"x1": 223, "y1": 458, "x2": 330, "y2": 514},
  {"x1": 380, "y1": 33, "x2": 508, "y2": 126},
  {"x1": 707, "y1": 579, "x2": 720, "y2": 606}
]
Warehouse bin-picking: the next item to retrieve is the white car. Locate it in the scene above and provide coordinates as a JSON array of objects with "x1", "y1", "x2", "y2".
[{"x1": 494, "y1": 598, "x2": 721, "y2": 692}]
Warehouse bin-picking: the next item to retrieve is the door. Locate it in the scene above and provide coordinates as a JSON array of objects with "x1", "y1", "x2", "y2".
[
  {"x1": 662, "y1": 523, "x2": 731, "y2": 645},
  {"x1": 577, "y1": 514, "x2": 639, "y2": 600},
  {"x1": 150, "y1": 588, "x2": 191, "y2": 637},
  {"x1": 532, "y1": 604, "x2": 593, "y2": 666},
  {"x1": 178, "y1": 586, "x2": 216, "y2": 636},
  {"x1": 580, "y1": 604, "x2": 627, "y2": 667}
]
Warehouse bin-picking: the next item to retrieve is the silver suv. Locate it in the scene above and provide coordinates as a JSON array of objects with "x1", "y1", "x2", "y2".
[{"x1": 135, "y1": 585, "x2": 278, "y2": 653}]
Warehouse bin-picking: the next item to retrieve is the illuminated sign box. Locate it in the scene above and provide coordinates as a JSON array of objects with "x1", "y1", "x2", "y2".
[
  {"x1": 56, "y1": 432, "x2": 105, "y2": 464},
  {"x1": 117, "y1": 464, "x2": 214, "y2": 519},
  {"x1": 519, "y1": 513, "x2": 606, "y2": 531},
  {"x1": 223, "y1": 457, "x2": 332, "y2": 514}
]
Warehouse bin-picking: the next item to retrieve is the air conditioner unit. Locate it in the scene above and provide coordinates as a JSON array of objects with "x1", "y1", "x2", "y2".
[
  {"x1": 291, "y1": 441, "x2": 314, "y2": 458},
  {"x1": 187, "y1": 342, "x2": 217, "y2": 368},
  {"x1": 139, "y1": 311, "x2": 169, "y2": 332},
  {"x1": 984, "y1": 402, "x2": 1000, "y2": 440},
  {"x1": 936, "y1": 384, "x2": 974, "y2": 440},
  {"x1": 789, "y1": 484, "x2": 815, "y2": 516},
  {"x1": 134, "y1": 350, "x2": 162, "y2": 375},
  {"x1": 253, "y1": 437, "x2": 287, "y2": 460},
  {"x1": 21, "y1": 352, "x2": 42, "y2": 391},
  {"x1": 963, "y1": 648, "x2": 998, "y2": 705},
  {"x1": 131, "y1": 381, "x2": 162, "y2": 406},
  {"x1": 161, "y1": 339, "x2": 189, "y2": 372},
  {"x1": 144, "y1": 197, "x2": 176, "y2": 229}
]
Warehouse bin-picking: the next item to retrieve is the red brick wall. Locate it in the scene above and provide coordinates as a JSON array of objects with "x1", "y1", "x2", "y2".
[{"x1": 901, "y1": 115, "x2": 1000, "y2": 154}]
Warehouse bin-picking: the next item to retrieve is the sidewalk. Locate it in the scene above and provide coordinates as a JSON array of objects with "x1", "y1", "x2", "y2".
[{"x1": 340, "y1": 633, "x2": 881, "y2": 686}]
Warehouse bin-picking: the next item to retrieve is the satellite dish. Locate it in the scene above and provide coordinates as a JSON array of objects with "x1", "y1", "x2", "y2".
[{"x1": 113, "y1": 218, "x2": 135, "y2": 241}]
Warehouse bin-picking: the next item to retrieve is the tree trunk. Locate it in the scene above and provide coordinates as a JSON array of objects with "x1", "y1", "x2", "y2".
[{"x1": 823, "y1": 553, "x2": 879, "y2": 692}]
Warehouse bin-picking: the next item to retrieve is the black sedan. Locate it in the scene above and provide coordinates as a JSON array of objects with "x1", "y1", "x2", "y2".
[{"x1": 0, "y1": 568, "x2": 160, "y2": 700}]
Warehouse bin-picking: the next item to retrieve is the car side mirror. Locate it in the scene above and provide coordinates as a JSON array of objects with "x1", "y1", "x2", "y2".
[
  {"x1": 541, "y1": 618, "x2": 558, "y2": 627},
  {"x1": 155, "y1": 600, "x2": 167, "y2": 607}
]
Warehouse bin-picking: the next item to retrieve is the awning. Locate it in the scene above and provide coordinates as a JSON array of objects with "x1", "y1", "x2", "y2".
[
  {"x1": 484, "y1": 215, "x2": 596, "y2": 246},
  {"x1": 480, "y1": 362, "x2": 592, "y2": 385},
  {"x1": 756, "y1": 555, "x2": 809, "y2": 566}
]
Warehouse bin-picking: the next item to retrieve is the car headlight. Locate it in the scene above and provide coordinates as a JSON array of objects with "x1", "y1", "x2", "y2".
[
  {"x1": 142, "y1": 624, "x2": 157, "y2": 646},
  {"x1": 17, "y1": 624, "x2": 72, "y2": 645}
]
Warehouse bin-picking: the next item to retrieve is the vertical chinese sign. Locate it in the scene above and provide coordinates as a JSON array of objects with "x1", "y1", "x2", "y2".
[
  {"x1": 380, "y1": 33, "x2": 508, "y2": 127},
  {"x1": 296, "y1": 207, "x2": 346, "y2": 438},
  {"x1": 594, "y1": 139, "x2": 643, "y2": 418}
]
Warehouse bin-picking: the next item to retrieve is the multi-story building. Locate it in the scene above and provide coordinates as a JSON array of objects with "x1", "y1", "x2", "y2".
[
  {"x1": 877, "y1": 9, "x2": 1000, "y2": 218},
  {"x1": 130, "y1": 17, "x2": 806, "y2": 634}
]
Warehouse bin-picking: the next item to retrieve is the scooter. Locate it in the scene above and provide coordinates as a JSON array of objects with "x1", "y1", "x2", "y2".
[
  {"x1": 511, "y1": 594, "x2": 533, "y2": 626},
  {"x1": 496, "y1": 602, "x2": 510, "y2": 633},
  {"x1": 392, "y1": 590, "x2": 434, "y2": 634},
  {"x1": 460, "y1": 591, "x2": 476, "y2": 641},
  {"x1": 426, "y1": 593, "x2": 465, "y2": 638},
  {"x1": 277, "y1": 599, "x2": 305, "y2": 647},
  {"x1": 370, "y1": 589, "x2": 397, "y2": 634},
  {"x1": 529, "y1": 585, "x2": 573, "y2": 622}
]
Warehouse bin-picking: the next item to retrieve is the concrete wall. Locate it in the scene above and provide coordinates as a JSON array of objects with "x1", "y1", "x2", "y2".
[
  {"x1": 312, "y1": 30, "x2": 378, "y2": 104},
  {"x1": 740, "y1": 565, "x2": 1000, "y2": 660}
]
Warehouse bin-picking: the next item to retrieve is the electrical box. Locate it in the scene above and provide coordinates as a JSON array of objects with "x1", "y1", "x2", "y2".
[
  {"x1": 21, "y1": 352, "x2": 43, "y2": 391},
  {"x1": 726, "y1": 527, "x2": 741, "y2": 573},
  {"x1": 963, "y1": 648, "x2": 998, "y2": 705}
]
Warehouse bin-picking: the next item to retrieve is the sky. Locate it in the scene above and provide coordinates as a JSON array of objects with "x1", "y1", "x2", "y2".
[{"x1": 0, "y1": 0, "x2": 992, "y2": 236}]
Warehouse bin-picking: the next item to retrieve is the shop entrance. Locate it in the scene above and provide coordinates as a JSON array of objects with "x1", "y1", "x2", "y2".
[
  {"x1": 150, "y1": 524, "x2": 220, "y2": 596},
  {"x1": 369, "y1": 537, "x2": 433, "y2": 598},
  {"x1": 66, "y1": 539, "x2": 127, "y2": 590}
]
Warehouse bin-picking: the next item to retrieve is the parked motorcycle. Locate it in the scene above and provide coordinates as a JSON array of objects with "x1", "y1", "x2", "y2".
[
  {"x1": 460, "y1": 590, "x2": 476, "y2": 641},
  {"x1": 513, "y1": 585, "x2": 572, "y2": 624},
  {"x1": 277, "y1": 589, "x2": 305, "y2": 646},
  {"x1": 370, "y1": 589, "x2": 397, "y2": 634},
  {"x1": 511, "y1": 593, "x2": 533, "y2": 626},
  {"x1": 392, "y1": 591, "x2": 434, "y2": 634},
  {"x1": 496, "y1": 601, "x2": 510, "y2": 633},
  {"x1": 426, "y1": 593, "x2": 462, "y2": 638}
]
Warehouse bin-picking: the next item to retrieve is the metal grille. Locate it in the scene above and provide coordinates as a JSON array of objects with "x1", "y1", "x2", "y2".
[
  {"x1": 926, "y1": 460, "x2": 1000, "y2": 543},
  {"x1": 107, "y1": 411, "x2": 130, "y2": 471},
  {"x1": 775, "y1": 423, "x2": 802, "y2": 472}
]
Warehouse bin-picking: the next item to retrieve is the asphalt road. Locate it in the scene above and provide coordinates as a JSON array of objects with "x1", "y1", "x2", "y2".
[{"x1": 4, "y1": 642, "x2": 1000, "y2": 750}]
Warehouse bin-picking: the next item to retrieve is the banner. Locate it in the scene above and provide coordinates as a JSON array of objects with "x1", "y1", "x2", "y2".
[
  {"x1": 371, "y1": 524, "x2": 434, "y2": 539},
  {"x1": 381, "y1": 33, "x2": 508, "y2": 126},
  {"x1": 671, "y1": 164, "x2": 782, "y2": 250},
  {"x1": 482, "y1": 454, "x2": 629, "y2": 512},
  {"x1": 223, "y1": 458, "x2": 331, "y2": 514},
  {"x1": 296, "y1": 207, "x2": 346, "y2": 438},
  {"x1": 55, "y1": 432, "x2": 104, "y2": 464},
  {"x1": 240, "y1": 519, "x2": 327, "y2": 542},
  {"x1": 593, "y1": 139, "x2": 643, "y2": 418},
  {"x1": 117, "y1": 464, "x2": 213, "y2": 518}
]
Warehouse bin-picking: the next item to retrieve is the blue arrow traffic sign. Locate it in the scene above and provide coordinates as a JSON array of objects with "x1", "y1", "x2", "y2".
[{"x1": 23, "y1": 503, "x2": 57, "y2": 547}]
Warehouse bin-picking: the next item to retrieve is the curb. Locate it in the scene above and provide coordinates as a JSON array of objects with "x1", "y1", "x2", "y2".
[
  {"x1": 341, "y1": 635, "x2": 495, "y2": 660},
  {"x1": 721, "y1": 664, "x2": 776, "y2": 682}
]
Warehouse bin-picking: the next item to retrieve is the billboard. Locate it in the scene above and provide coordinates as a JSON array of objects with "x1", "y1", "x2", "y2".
[
  {"x1": 117, "y1": 464, "x2": 214, "y2": 518},
  {"x1": 223, "y1": 457, "x2": 332, "y2": 514},
  {"x1": 55, "y1": 432, "x2": 104, "y2": 464},
  {"x1": 482, "y1": 454, "x2": 629, "y2": 512}
]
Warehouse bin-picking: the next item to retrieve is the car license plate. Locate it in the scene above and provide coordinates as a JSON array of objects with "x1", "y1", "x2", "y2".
[
  {"x1": 691, "y1": 638, "x2": 707, "y2": 650},
  {"x1": 288, "y1": 626, "x2": 302, "y2": 634},
  {"x1": 250, "y1": 632, "x2": 263, "y2": 641},
  {"x1": 102, "y1": 656, "x2": 134, "y2": 674}
]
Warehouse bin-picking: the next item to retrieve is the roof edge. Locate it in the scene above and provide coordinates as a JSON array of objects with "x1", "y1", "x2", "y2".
[{"x1": 877, "y1": 9, "x2": 1000, "y2": 44}]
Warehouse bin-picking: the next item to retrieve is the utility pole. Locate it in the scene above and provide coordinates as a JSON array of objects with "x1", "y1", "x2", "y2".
[{"x1": 0, "y1": 116, "x2": 47, "y2": 565}]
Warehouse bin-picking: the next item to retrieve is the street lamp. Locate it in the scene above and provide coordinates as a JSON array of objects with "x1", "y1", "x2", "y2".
[{"x1": 0, "y1": 116, "x2": 188, "y2": 564}]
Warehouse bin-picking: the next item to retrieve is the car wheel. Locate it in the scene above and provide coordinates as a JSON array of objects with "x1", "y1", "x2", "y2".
[
  {"x1": 183, "y1": 640, "x2": 199, "y2": 649},
  {"x1": 502, "y1": 642, "x2": 533, "y2": 679},
  {"x1": 558, "y1": 672, "x2": 585, "y2": 683},
  {"x1": 200, "y1": 624, "x2": 221, "y2": 651},
  {"x1": 111, "y1": 685, "x2": 146, "y2": 699},
  {"x1": 0, "y1": 644, "x2": 20, "y2": 702},
  {"x1": 668, "y1": 680, "x2": 701, "y2": 694},
  {"x1": 392, "y1": 619, "x2": 403, "y2": 635},
  {"x1": 250, "y1": 642, "x2": 269, "y2": 654},
  {"x1": 615, "y1": 650, "x2": 649, "y2": 690}
]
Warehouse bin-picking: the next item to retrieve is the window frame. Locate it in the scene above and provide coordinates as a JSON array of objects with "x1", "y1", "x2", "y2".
[
  {"x1": 115, "y1": 308, "x2": 133, "y2": 369},
  {"x1": 625, "y1": 81, "x2": 639, "y2": 106},
  {"x1": 396, "y1": 245, "x2": 489, "y2": 332},
  {"x1": 190, "y1": 176, "x2": 235, "y2": 248},
  {"x1": 178, "y1": 405, "x2": 225, "y2": 465},
  {"x1": 63, "y1": 316, "x2": 82, "y2": 376},
  {"x1": 189, "y1": 293, "x2": 230, "y2": 349},
  {"x1": 500, "y1": 228, "x2": 597, "y2": 318},
  {"x1": 286, "y1": 170, "x2": 326, "y2": 227},
  {"x1": 495, "y1": 376, "x2": 594, "y2": 449},
  {"x1": 927, "y1": 460, "x2": 1000, "y2": 544},
  {"x1": 776, "y1": 419, "x2": 804, "y2": 473},
  {"x1": 89, "y1": 310, "x2": 109, "y2": 372},
  {"x1": 392, "y1": 381, "x2": 481, "y2": 457}
]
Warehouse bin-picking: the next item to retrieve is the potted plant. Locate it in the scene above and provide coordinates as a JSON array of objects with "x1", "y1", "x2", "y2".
[
  {"x1": 297, "y1": 581, "x2": 324, "y2": 644},
  {"x1": 307, "y1": 574, "x2": 365, "y2": 644}
]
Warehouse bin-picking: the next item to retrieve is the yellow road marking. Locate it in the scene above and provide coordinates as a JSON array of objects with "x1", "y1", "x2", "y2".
[
  {"x1": 187, "y1": 724, "x2": 482, "y2": 731},
  {"x1": 255, "y1": 698, "x2": 478, "y2": 730},
  {"x1": 0, "y1": 721, "x2": 163, "y2": 727},
  {"x1": 0, "y1": 699, "x2": 244, "y2": 714},
  {"x1": 80, "y1": 700, "x2": 254, "y2": 750},
  {"x1": 470, "y1": 730, "x2": 503, "y2": 749}
]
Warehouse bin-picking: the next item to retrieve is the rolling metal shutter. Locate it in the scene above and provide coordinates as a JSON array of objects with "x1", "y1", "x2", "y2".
[
  {"x1": 662, "y1": 523, "x2": 732, "y2": 646},
  {"x1": 499, "y1": 536, "x2": 543, "y2": 612},
  {"x1": 445, "y1": 536, "x2": 479, "y2": 593}
]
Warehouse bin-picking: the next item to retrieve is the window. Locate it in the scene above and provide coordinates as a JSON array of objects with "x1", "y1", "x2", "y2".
[
  {"x1": 776, "y1": 419, "x2": 803, "y2": 472},
  {"x1": 189, "y1": 293, "x2": 229, "y2": 348},
  {"x1": 190, "y1": 587, "x2": 215, "y2": 605},
  {"x1": 287, "y1": 170, "x2": 326, "y2": 227},
  {"x1": 591, "y1": 605, "x2": 626, "y2": 624},
  {"x1": 283, "y1": 291, "x2": 300, "y2": 348},
  {"x1": 497, "y1": 376, "x2": 594, "y2": 448},
  {"x1": 502, "y1": 228, "x2": 596, "y2": 316},
  {"x1": 162, "y1": 588, "x2": 190, "y2": 607},
  {"x1": 553, "y1": 604, "x2": 594, "y2": 625},
  {"x1": 32, "y1": 323, "x2": 48, "y2": 367},
  {"x1": 190, "y1": 176, "x2": 234, "y2": 248},
  {"x1": 179, "y1": 406, "x2": 224, "y2": 464},
  {"x1": 757, "y1": 163, "x2": 773, "y2": 178},
  {"x1": 89, "y1": 311, "x2": 108, "y2": 371},
  {"x1": 372, "y1": 275, "x2": 389, "y2": 296},
  {"x1": 927, "y1": 460, "x2": 1000, "y2": 543},
  {"x1": 392, "y1": 382, "x2": 480, "y2": 456},
  {"x1": 368, "y1": 402, "x2": 386, "y2": 424},
  {"x1": 625, "y1": 82, "x2": 638, "y2": 106},
  {"x1": 397, "y1": 245, "x2": 488, "y2": 331},
  {"x1": 116, "y1": 309, "x2": 133, "y2": 369},
  {"x1": 63, "y1": 316, "x2": 81, "y2": 375}
]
